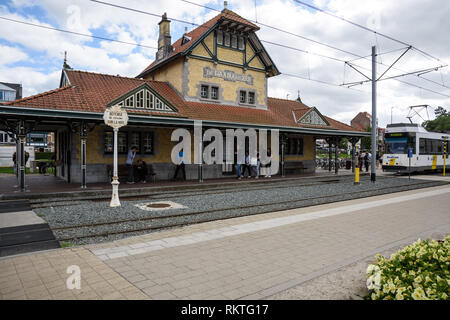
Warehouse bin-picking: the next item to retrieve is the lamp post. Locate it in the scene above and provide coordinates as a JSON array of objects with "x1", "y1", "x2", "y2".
[{"x1": 103, "y1": 105, "x2": 128, "y2": 208}]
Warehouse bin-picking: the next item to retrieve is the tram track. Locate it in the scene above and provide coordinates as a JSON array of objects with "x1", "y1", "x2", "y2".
[
  {"x1": 53, "y1": 179, "x2": 444, "y2": 242},
  {"x1": 31, "y1": 176, "x2": 350, "y2": 209}
]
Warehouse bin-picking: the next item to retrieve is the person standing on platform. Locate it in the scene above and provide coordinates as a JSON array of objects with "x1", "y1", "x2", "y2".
[
  {"x1": 235, "y1": 149, "x2": 242, "y2": 180},
  {"x1": 364, "y1": 151, "x2": 370, "y2": 172},
  {"x1": 126, "y1": 146, "x2": 137, "y2": 184},
  {"x1": 376, "y1": 152, "x2": 380, "y2": 169},
  {"x1": 173, "y1": 149, "x2": 186, "y2": 181},
  {"x1": 265, "y1": 148, "x2": 272, "y2": 178},
  {"x1": 242, "y1": 151, "x2": 251, "y2": 178}
]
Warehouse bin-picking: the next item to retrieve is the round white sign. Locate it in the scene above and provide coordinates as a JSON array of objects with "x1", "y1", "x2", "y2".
[{"x1": 104, "y1": 105, "x2": 128, "y2": 129}]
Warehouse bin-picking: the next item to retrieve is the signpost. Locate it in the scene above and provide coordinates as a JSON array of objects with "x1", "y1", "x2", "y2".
[
  {"x1": 103, "y1": 105, "x2": 128, "y2": 207},
  {"x1": 408, "y1": 147, "x2": 413, "y2": 181}
]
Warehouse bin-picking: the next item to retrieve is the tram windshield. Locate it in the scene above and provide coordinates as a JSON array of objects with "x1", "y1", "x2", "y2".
[{"x1": 385, "y1": 137, "x2": 408, "y2": 154}]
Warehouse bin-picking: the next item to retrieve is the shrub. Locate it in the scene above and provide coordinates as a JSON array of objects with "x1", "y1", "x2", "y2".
[{"x1": 366, "y1": 236, "x2": 449, "y2": 300}]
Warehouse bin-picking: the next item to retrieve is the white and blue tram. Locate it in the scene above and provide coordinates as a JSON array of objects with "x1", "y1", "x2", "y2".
[{"x1": 382, "y1": 123, "x2": 449, "y2": 173}]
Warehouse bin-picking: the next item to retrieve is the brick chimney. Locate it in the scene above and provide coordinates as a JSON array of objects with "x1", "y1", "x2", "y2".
[{"x1": 156, "y1": 13, "x2": 173, "y2": 61}]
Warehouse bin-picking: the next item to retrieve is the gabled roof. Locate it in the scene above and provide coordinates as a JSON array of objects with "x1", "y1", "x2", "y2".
[
  {"x1": 4, "y1": 70, "x2": 362, "y2": 133},
  {"x1": 137, "y1": 9, "x2": 278, "y2": 79}
]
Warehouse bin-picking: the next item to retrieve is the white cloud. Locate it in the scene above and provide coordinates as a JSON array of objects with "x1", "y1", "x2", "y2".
[
  {"x1": 0, "y1": 0, "x2": 449, "y2": 127},
  {"x1": 0, "y1": 45, "x2": 28, "y2": 65}
]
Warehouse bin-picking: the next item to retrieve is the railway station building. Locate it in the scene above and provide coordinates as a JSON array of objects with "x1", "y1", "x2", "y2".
[{"x1": 0, "y1": 8, "x2": 367, "y2": 188}]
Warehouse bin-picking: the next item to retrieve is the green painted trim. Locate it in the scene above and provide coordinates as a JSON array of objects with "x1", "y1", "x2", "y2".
[
  {"x1": 297, "y1": 107, "x2": 330, "y2": 126},
  {"x1": 106, "y1": 82, "x2": 178, "y2": 113},
  {"x1": 0, "y1": 106, "x2": 369, "y2": 137},
  {"x1": 200, "y1": 40, "x2": 215, "y2": 59}
]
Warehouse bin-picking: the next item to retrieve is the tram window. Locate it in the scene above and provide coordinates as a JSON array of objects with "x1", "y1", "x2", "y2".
[
  {"x1": 419, "y1": 139, "x2": 426, "y2": 154},
  {"x1": 419, "y1": 138, "x2": 444, "y2": 155},
  {"x1": 386, "y1": 137, "x2": 408, "y2": 154}
]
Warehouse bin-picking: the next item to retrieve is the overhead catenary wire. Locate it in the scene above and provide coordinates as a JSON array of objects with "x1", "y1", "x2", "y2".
[
  {"x1": 292, "y1": 0, "x2": 447, "y2": 65},
  {"x1": 0, "y1": 16, "x2": 157, "y2": 50},
  {"x1": 179, "y1": 0, "x2": 450, "y2": 95},
  {"x1": 2, "y1": 1, "x2": 447, "y2": 100}
]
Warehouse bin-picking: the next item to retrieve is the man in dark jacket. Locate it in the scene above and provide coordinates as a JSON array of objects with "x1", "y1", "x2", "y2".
[{"x1": 364, "y1": 152, "x2": 370, "y2": 172}]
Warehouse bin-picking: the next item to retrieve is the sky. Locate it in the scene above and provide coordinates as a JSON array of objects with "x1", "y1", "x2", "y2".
[{"x1": 0, "y1": 0, "x2": 449, "y2": 127}]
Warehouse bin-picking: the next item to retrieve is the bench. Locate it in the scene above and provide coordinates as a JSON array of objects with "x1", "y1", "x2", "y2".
[
  {"x1": 284, "y1": 161, "x2": 307, "y2": 174},
  {"x1": 107, "y1": 163, "x2": 156, "y2": 183}
]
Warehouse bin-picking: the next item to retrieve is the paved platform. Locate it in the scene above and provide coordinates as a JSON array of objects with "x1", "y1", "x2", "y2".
[
  {"x1": 0, "y1": 201, "x2": 60, "y2": 257},
  {"x1": 1, "y1": 181, "x2": 448, "y2": 300}
]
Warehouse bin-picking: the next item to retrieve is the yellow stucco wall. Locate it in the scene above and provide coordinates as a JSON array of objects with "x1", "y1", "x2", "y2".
[
  {"x1": 192, "y1": 43, "x2": 211, "y2": 58},
  {"x1": 74, "y1": 128, "x2": 314, "y2": 165},
  {"x1": 285, "y1": 135, "x2": 315, "y2": 161},
  {"x1": 203, "y1": 32, "x2": 214, "y2": 52},
  {"x1": 217, "y1": 46, "x2": 244, "y2": 65},
  {"x1": 145, "y1": 59, "x2": 183, "y2": 94},
  {"x1": 187, "y1": 58, "x2": 266, "y2": 106},
  {"x1": 72, "y1": 127, "x2": 176, "y2": 165}
]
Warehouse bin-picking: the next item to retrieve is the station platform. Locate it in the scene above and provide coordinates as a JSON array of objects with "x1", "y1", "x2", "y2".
[
  {"x1": 0, "y1": 200, "x2": 60, "y2": 257},
  {"x1": 0, "y1": 184, "x2": 448, "y2": 300},
  {"x1": 0, "y1": 169, "x2": 359, "y2": 201}
]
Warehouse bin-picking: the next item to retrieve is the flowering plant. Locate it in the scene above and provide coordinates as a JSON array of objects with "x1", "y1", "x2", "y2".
[{"x1": 366, "y1": 235, "x2": 449, "y2": 300}]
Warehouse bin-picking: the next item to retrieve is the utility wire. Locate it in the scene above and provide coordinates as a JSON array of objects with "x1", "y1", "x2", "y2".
[
  {"x1": 90, "y1": 0, "x2": 449, "y2": 90},
  {"x1": 3, "y1": 1, "x2": 445, "y2": 99},
  {"x1": 292, "y1": 0, "x2": 446, "y2": 64},
  {"x1": 179, "y1": 0, "x2": 449, "y2": 93},
  {"x1": 0, "y1": 16, "x2": 157, "y2": 49}
]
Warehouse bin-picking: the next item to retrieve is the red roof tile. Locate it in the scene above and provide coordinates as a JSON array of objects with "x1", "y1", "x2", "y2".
[
  {"x1": 137, "y1": 9, "x2": 259, "y2": 78},
  {"x1": 4, "y1": 70, "x2": 362, "y2": 133}
]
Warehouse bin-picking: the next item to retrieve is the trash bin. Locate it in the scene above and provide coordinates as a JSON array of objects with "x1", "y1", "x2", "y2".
[{"x1": 346, "y1": 160, "x2": 351, "y2": 170}]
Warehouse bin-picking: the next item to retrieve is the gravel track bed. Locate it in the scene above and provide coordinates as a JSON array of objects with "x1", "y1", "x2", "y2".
[
  {"x1": 34, "y1": 177, "x2": 447, "y2": 246},
  {"x1": 31, "y1": 176, "x2": 352, "y2": 209}
]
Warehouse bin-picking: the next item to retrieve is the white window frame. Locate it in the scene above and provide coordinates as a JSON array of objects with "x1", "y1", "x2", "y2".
[
  {"x1": 239, "y1": 90, "x2": 247, "y2": 103},
  {"x1": 136, "y1": 90, "x2": 144, "y2": 108},
  {"x1": 217, "y1": 30, "x2": 223, "y2": 45},
  {"x1": 145, "y1": 90, "x2": 154, "y2": 109}
]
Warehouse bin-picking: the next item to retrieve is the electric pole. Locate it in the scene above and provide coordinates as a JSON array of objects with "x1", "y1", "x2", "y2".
[{"x1": 371, "y1": 46, "x2": 377, "y2": 183}]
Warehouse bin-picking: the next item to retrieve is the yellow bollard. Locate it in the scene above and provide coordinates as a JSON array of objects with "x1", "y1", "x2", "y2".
[{"x1": 354, "y1": 167, "x2": 360, "y2": 185}]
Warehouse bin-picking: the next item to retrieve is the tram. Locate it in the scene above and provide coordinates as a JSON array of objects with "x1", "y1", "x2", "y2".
[{"x1": 382, "y1": 123, "x2": 449, "y2": 173}]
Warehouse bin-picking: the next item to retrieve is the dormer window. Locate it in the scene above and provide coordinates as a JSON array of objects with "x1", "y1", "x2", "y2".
[
  {"x1": 216, "y1": 30, "x2": 245, "y2": 51},
  {"x1": 224, "y1": 33, "x2": 230, "y2": 46},
  {"x1": 231, "y1": 34, "x2": 237, "y2": 48},
  {"x1": 217, "y1": 30, "x2": 223, "y2": 45},
  {"x1": 181, "y1": 35, "x2": 191, "y2": 45},
  {"x1": 238, "y1": 36, "x2": 245, "y2": 50}
]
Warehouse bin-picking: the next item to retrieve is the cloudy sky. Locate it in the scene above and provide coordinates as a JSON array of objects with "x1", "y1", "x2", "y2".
[{"x1": 0, "y1": 0, "x2": 449, "y2": 127}]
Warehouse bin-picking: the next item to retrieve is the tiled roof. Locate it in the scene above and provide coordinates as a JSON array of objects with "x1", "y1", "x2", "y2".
[
  {"x1": 4, "y1": 70, "x2": 362, "y2": 133},
  {"x1": 137, "y1": 9, "x2": 259, "y2": 78}
]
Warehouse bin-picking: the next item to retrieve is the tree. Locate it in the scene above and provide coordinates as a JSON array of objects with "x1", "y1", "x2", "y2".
[
  {"x1": 361, "y1": 126, "x2": 372, "y2": 151},
  {"x1": 434, "y1": 106, "x2": 449, "y2": 117},
  {"x1": 422, "y1": 106, "x2": 450, "y2": 133}
]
